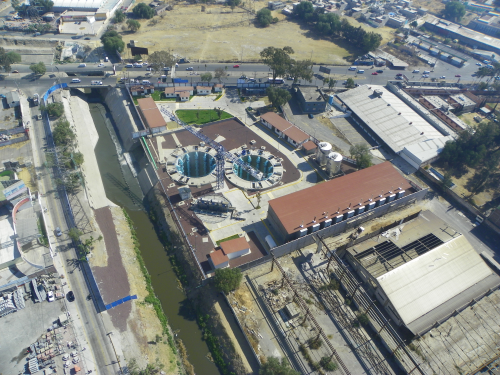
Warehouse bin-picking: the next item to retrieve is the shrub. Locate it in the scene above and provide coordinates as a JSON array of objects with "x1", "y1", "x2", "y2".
[{"x1": 308, "y1": 336, "x2": 323, "y2": 350}]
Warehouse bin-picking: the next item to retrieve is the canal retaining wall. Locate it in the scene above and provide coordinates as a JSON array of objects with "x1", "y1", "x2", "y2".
[{"x1": 103, "y1": 88, "x2": 141, "y2": 151}]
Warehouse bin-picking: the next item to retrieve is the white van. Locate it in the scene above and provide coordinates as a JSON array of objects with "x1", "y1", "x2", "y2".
[
  {"x1": 125, "y1": 63, "x2": 133, "y2": 68},
  {"x1": 357, "y1": 69, "x2": 365, "y2": 74},
  {"x1": 78, "y1": 63, "x2": 86, "y2": 68},
  {"x1": 71, "y1": 78, "x2": 81, "y2": 83},
  {"x1": 91, "y1": 80, "x2": 103, "y2": 85},
  {"x1": 348, "y1": 66, "x2": 357, "y2": 71},
  {"x1": 142, "y1": 80, "x2": 150, "y2": 84},
  {"x1": 423, "y1": 70, "x2": 430, "y2": 74}
]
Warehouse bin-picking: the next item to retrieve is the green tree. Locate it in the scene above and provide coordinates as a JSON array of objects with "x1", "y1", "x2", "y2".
[
  {"x1": 214, "y1": 67, "x2": 226, "y2": 83},
  {"x1": 410, "y1": 20, "x2": 418, "y2": 28},
  {"x1": 362, "y1": 31, "x2": 383, "y2": 52},
  {"x1": 345, "y1": 77, "x2": 355, "y2": 88},
  {"x1": 319, "y1": 357, "x2": 338, "y2": 371},
  {"x1": 102, "y1": 36, "x2": 125, "y2": 53},
  {"x1": 227, "y1": 0, "x2": 241, "y2": 10},
  {"x1": 443, "y1": 1, "x2": 465, "y2": 22},
  {"x1": 256, "y1": 8, "x2": 273, "y2": 27},
  {"x1": 288, "y1": 59, "x2": 313, "y2": 84},
  {"x1": 213, "y1": 268, "x2": 242, "y2": 294},
  {"x1": 200, "y1": 72, "x2": 213, "y2": 83},
  {"x1": 478, "y1": 81, "x2": 488, "y2": 90},
  {"x1": 260, "y1": 357, "x2": 300, "y2": 375},
  {"x1": 328, "y1": 79, "x2": 337, "y2": 89},
  {"x1": 266, "y1": 86, "x2": 291, "y2": 108},
  {"x1": 68, "y1": 227, "x2": 83, "y2": 242},
  {"x1": 260, "y1": 46, "x2": 295, "y2": 83},
  {"x1": 148, "y1": 50, "x2": 176, "y2": 74},
  {"x1": 113, "y1": 9, "x2": 125, "y2": 23},
  {"x1": 38, "y1": 0, "x2": 54, "y2": 12},
  {"x1": 30, "y1": 61, "x2": 46, "y2": 76},
  {"x1": 442, "y1": 171, "x2": 453, "y2": 189},
  {"x1": 41, "y1": 102, "x2": 64, "y2": 117},
  {"x1": 52, "y1": 118, "x2": 75, "y2": 148},
  {"x1": 293, "y1": 1, "x2": 314, "y2": 21},
  {"x1": 349, "y1": 144, "x2": 372, "y2": 169},
  {"x1": 73, "y1": 152, "x2": 84, "y2": 166},
  {"x1": 0, "y1": 48, "x2": 21, "y2": 73},
  {"x1": 126, "y1": 19, "x2": 141, "y2": 32},
  {"x1": 132, "y1": 3, "x2": 155, "y2": 19}
]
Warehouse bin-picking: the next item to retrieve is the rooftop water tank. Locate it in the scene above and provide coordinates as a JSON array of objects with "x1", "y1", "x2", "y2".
[
  {"x1": 326, "y1": 152, "x2": 342, "y2": 177},
  {"x1": 316, "y1": 142, "x2": 332, "y2": 166}
]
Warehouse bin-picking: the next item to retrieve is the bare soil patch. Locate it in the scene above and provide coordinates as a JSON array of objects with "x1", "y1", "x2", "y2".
[{"x1": 125, "y1": 1, "x2": 394, "y2": 64}]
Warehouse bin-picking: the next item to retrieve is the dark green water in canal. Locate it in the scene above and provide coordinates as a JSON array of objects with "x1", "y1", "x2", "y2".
[{"x1": 88, "y1": 101, "x2": 219, "y2": 375}]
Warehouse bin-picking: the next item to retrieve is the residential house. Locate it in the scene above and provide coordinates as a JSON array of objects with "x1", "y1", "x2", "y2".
[
  {"x1": 130, "y1": 85, "x2": 155, "y2": 96},
  {"x1": 213, "y1": 84, "x2": 224, "y2": 93},
  {"x1": 196, "y1": 86, "x2": 211, "y2": 95}
]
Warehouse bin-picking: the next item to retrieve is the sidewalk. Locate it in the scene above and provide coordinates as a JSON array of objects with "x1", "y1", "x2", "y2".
[{"x1": 21, "y1": 91, "x2": 98, "y2": 374}]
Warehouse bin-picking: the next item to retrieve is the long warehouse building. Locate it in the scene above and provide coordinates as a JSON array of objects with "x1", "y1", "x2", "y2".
[{"x1": 267, "y1": 162, "x2": 414, "y2": 242}]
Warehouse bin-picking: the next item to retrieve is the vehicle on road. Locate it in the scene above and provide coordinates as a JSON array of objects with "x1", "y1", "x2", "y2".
[
  {"x1": 476, "y1": 62, "x2": 482, "y2": 66},
  {"x1": 348, "y1": 66, "x2": 357, "y2": 71},
  {"x1": 55, "y1": 227, "x2": 62, "y2": 237},
  {"x1": 357, "y1": 69, "x2": 365, "y2": 74},
  {"x1": 395, "y1": 76, "x2": 403, "y2": 80},
  {"x1": 67, "y1": 291, "x2": 75, "y2": 302},
  {"x1": 47, "y1": 291, "x2": 55, "y2": 302},
  {"x1": 423, "y1": 70, "x2": 430, "y2": 74},
  {"x1": 422, "y1": 74, "x2": 429, "y2": 78},
  {"x1": 71, "y1": 78, "x2": 81, "y2": 83},
  {"x1": 308, "y1": 113, "x2": 314, "y2": 119},
  {"x1": 440, "y1": 76, "x2": 446, "y2": 79},
  {"x1": 376, "y1": 70, "x2": 383, "y2": 73},
  {"x1": 84, "y1": 37, "x2": 90, "y2": 40},
  {"x1": 98, "y1": 63, "x2": 105, "y2": 68},
  {"x1": 91, "y1": 80, "x2": 103, "y2": 85},
  {"x1": 186, "y1": 67, "x2": 194, "y2": 71},
  {"x1": 142, "y1": 62, "x2": 148, "y2": 66},
  {"x1": 133, "y1": 63, "x2": 142, "y2": 68},
  {"x1": 371, "y1": 72, "x2": 378, "y2": 75},
  {"x1": 413, "y1": 69, "x2": 420, "y2": 73},
  {"x1": 484, "y1": 60, "x2": 490, "y2": 64},
  {"x1": 142, "y1": 80, "x2": 150, "y2": 84},
  {"x1": 146, "y1": 67, "x2": 152, "y2": 71},
  {"x1": 233, "y1": 64, "x2": 240, "y2": 68},
  {"x1": 37, "y1": 114, "x2": 42, "y2": 120},
  {"x1": 12, "y1": 70, "x2": 18, "y2": 73},
  {"x1": 125, "y1": 64, "x2": 133, "y2": 68},
  {"x1": 33, "y1": 93, "x2": 39, "y2": 106},
  {"x1": 78, "y1": 63, "x2": 86, "y2": 68},
  {"x1": 396, "y1": 73, "x2": 403, "y2": 76},
  {"x1": 268, "y1": 77, "x2": 284, "y2": 84},
  {"x1": 455, "y1": 74, "x2": 461, "y2": 77}
]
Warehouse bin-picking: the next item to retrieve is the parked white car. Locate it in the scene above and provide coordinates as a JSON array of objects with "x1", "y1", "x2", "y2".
[{"x1": 47, "y1": 291, "x2": 55, "y2": 302}]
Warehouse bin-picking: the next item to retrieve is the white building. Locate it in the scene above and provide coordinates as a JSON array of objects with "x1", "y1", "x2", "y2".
[
  {"x1": 208, "y1": 237, "x2": 251, "y2": 270},
  {"x1": 400, "y1": 136, "x2": 452, "y2": 169},
  {"x1": 196, "y1": 86, "x2": 211, "y2": 95}
]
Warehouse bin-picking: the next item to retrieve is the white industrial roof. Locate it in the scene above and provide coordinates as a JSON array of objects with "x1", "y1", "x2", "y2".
[
  {"x1": 377, "y1": 235, "x2": 495, "y2": 331},
  {"x1": 53, "y1": 0, "x2": 105, "y2": 10},
  {"x1": 337, "y1": 85, "x2": 444, "y2": 153},
  {"x1": 401, "y1": 136, "x2": 452, "y2": 165}
]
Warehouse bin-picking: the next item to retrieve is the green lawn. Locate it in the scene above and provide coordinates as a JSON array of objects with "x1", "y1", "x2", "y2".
[
  {"x1": 132, "y1": 91, "x2": 178, "y2": 104},
  {"x1": 216, "y1": 234, "x2": 240, "y2": 246},
  {"x1": 176, "y1": 109, "x2": 232, "y2": 125}
]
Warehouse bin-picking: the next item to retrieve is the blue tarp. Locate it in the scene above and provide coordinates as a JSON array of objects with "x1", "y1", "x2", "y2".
[
  {"x1": 43, "y1": 83, "x2": 68, "y2": 102},
  {"x1": 105, "y1": 294, "x2": 138, "y2": 310}
]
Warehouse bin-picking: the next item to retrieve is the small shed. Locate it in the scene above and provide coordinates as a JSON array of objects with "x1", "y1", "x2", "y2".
[
  {"x1": 220, "y1": 237, "x2": 251, "y2": 260},
  {"x1": 480, "y1": 107, "x2": 491, "y2": 116},
  {"x1": 302, "y1": 140, "x2": 317, "y2": 155},
  {"x1": 209, "y1": 250, "x2": 229, "y2": 269},
  {"x1": 5, "y1": 91, "x2": 20, "y2": 108},
  {"x1": 285, "y1": 303, "x2": 300, "y2": 319}
]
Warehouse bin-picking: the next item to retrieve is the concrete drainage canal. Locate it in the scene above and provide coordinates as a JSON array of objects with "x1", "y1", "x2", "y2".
[{"x1": 87, "y1": 98, "x2": 219, "y2": 375}]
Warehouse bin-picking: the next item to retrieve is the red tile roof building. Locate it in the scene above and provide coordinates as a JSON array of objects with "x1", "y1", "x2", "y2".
[
  {"x1": 260, "y1": 112, "x2": 310, "y2": 147},
  {"x1": 267, "y1": 162, "x2": 413, "y2": 242}
]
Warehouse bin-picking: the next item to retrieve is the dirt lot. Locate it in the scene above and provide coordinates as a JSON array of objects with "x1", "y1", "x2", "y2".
[
  {"x1": 109, "y1": 206, "x2": 178, "y2": 373},
  {"x1": 411, "y1": 0, "x2": 445, "y2": 14},
  {"x1": 125, "y1": 1, "x2": 395, "y2": 64}
]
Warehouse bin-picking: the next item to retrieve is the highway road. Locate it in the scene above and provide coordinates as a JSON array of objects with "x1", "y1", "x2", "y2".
[
  {"x1": 26, "y1": 93, "x2": 121, "y2": 374},
  {"x1": 6, "y1": 57, "x2": 485, "y2": 89}
]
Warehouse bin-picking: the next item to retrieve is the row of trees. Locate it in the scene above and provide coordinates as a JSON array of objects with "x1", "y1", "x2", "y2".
[{"x1": 293, "y1": 2, "x2": 382, "y2": 52}]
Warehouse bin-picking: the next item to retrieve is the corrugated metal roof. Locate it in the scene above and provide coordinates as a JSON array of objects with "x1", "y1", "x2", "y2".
[
  {"x1": 401, "y1": 136, "x2": 452, "y2": 164},
  {"x1": 268, "y1": 162, "x2": 412, "y2": 236},
  {"x1": 377, "y1": 235, "x2": 495, "y2": 329},
  {"x1": 337, "y1": 85, "x2": 444, "y2": 153},
  {"x1": 53, "y1": 0, "x2": 105, "y2": 9}
]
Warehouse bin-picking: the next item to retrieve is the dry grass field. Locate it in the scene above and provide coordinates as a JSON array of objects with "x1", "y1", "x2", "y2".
[
  {"x1": 124, "y1": 1, "x2": 395, "y2": 64},
  {"x1": 411, "y1": 0, "x2": 445, "y2": 14}
]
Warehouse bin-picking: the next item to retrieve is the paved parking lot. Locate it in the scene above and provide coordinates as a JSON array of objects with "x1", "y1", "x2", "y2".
[
  {"x1": 331, "y1": 116, "x2": 376, "y2": 148},
  {"x1": 0, "y1": 296, "x2": 66, "y2": 374}
]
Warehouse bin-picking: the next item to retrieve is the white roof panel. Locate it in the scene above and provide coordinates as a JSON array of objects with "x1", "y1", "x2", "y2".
[
  {"x1": 402, "y1": 136, "x2": 453, "y2": 164},
  {"x1": 337, "y1": 85, "x2": 444, "y2": 153},
  {"x1": 377, "y1": 235, "x2": 494, "y2": 327},
  {"x1": 53, "y1": 0, "x2": 105, "y2": 9}
]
